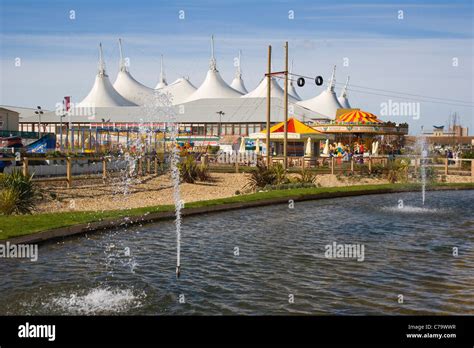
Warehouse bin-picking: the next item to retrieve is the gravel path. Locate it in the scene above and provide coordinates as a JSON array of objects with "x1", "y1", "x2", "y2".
[
  {"x1": 36, "y1": 173, "x2": 249, "y2": 213},
  {"x1": 36, "y1": 172, "x2": 470, "y2": 214}
]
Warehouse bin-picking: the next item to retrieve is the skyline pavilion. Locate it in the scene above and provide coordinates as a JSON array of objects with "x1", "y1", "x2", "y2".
[{"x1": 19, "y1": 36, "x2": 407, "y2": 145}]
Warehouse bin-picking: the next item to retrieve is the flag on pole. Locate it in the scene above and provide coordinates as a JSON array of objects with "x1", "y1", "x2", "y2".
[{"x1": 64, "y1": 96, "x2": 71, "y2": 111}]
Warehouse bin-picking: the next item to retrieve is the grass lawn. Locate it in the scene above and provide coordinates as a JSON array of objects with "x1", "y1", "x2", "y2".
[{"x1": 1, "y1": 182, "x2": 472, "y2": 241}]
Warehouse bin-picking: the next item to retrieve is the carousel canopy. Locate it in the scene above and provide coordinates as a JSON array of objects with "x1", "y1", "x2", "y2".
[
  {"x1": 230, "y1": 50, "x2": 248, "y2": 94},
  {"x1": 251, "y1": 117, "x2": 325, "y2": 140},
  {"x1": 337, "y1": 110, "x2": 382, "y2": 124},
  {"x1": 297, "y1": 65, "x2": 342, "y2": 118},
  {"x1": 265, "y1": 117, "x2": 322, "y2": 134},
  {"x1": 337, "y1": 76, "x2": 351, "y2": 109},
  {"x1": 78, "y1": 43, "x2": 137, "y2": 108},
  {"x1": 186, "y1": 36, "x2": 243, "y2": 102},
  {"x1": 155, "y1": 54, "x2": 168, "y2": 89},
  {"x1": 113, "y1": 39, "x2": 155, "y2": 106}
]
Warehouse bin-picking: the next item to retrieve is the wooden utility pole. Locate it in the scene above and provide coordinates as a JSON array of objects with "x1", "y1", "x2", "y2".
[
  {"x1": 283, "y1": 41, "x2": 289, "y2": 169},
  {"x1": 66, "y1": 157, "x2": 72, "y2": 188},
  {"x1": 266, "y1": 45, "x2": 272, "y2": 167}
]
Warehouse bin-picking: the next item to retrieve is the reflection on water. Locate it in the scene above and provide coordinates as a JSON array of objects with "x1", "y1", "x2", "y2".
[{"x1": 0, "y1": 190, "x2": 473, "y2": 315}]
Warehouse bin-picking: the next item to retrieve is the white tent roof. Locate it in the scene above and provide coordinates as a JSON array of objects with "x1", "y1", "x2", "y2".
[
  {"x1": 186, "y1": 36, "x2": 243, "y2": 102},
  {"x1": 34, "y1": 97, "x2": 330, "y2": 124},
  {"x1": 159, "y1": 77, "x2": 197, "y2": 105},
  {"x1": 78, "y1": 43, "x2": 137, "y2": 108},
  {"x1": 242, "y1": 77, "x2": 297, "y2": 102},
  {"x1": 155, "y1": 55, "x2": 168, "y2": 89},
  {"x1": 337, "y1": 76, "x2": 352, "y2": 109},
  {"x1": 230, "y1": 77, "x2": 248, "y2": 94},
  {"x1": 297, "y1": 65, "x2": 342, "y2": 119},
  {"x1": 230, "y1": 50, "x2": 248, "y2": 94},
  {"x1": 288, "y1": 82, "x2": 302, "y2": 101},
  {"x1": 113, "y1": 39, "x2": 155, "y2": 106}
]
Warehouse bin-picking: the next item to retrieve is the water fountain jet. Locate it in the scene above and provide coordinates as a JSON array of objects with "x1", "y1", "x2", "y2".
[{"x1": 416, "y1": 135, "x2": 428, "y2": 205}]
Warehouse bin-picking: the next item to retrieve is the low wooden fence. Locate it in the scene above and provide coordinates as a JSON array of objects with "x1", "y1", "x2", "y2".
[
  {"x1": 1, "y1": 154, "x2": 472, "y2": 187},
  {"x1": 203, "y1": 153, "x2": 474, "y2": 179},
  {"x1": 0, "y1": 155, "x2": 164, "y2": 188}
]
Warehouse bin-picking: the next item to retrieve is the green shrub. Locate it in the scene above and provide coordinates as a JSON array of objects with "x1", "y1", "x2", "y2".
[
  {"x1": 196, "y1": 164, "x2": 211, "y2": 182},
  {"x1": 245, "y1": 162, "x2": 277, "y2": 191},
  {"x1": 208, "y1": 146, "x2": 220, "y2": 155},
  {"x1": 178, "y1": 155, "x2": 211, "y2": 183},
  {"x1": 461, "y1": 151, "x2": 473, "y2": 169},
  {"x1": 0, "y1": 170, "x2": 39, "y2": 215},
  {"x1": 461, "y1": 151, "x2": 474, "y2": 159},
  {"x1": 386, "y1": 158, "x2": 409, "y2": 183},
  {"x1": 370, "y1": 163, "x2": 386, "y2": 176},
  {"x1": 418, "y1": 166, "x2": 438, "y2": 183},
  {"x1": 0, "y1": 188, "x2": 20, "y2": 215},
  {"x1": 178, "y1": 155, "x2": 198, "y2": 183},
  {"x1": 296, "y1": 168, "x2": 316, "y2": 184},
  {"x1": 272, "y1": 163, "x2": 289, "y2": 185}
]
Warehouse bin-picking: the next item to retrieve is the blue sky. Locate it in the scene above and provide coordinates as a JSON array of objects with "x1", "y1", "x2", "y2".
[{"x1": 1, "y1": 0, "x2": 473, "y2": 133}]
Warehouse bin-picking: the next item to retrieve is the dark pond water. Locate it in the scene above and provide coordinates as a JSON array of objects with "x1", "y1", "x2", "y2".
[{"x1": 0, "y1": 190, "x2": 473, "y2": 315}]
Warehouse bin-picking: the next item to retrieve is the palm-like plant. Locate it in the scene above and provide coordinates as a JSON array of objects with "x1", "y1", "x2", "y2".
[
  {"x1": 0, "y1": 170, "x2": 39, "y2": 215},
  {"x1": 387, "y1": 158, "x2": 409, "y2": 183},
  {"x1": 296, "y1": 168, "x2": 316, "y2": 184},
  {"x1": 245, "y1": 162, "x2": 282, "y2": 191},
  {"x1": 272, "y1": 163, "x2": 288, "y2": 186},
  {"x1": 178, "y1": 155, "x2": 198, "y2": 183},
  {"x1": 178, "y1": 155, "x2": 211, "y2": 183}
]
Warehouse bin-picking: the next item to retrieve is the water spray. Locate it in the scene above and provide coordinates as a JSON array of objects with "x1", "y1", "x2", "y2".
[
  {"x1": 417, "y1": 134, "x2": 428, "y2": 205},
  {"x1": 146, "y1": 90, "x2": 183, "y2": 279},
  {"x1": 163, "y1": 96, "x2": 183, "y2": 280}
]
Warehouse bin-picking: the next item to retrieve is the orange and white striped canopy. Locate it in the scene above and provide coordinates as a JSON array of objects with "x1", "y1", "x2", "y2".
[
  {"x1": 337, "y1": 110, "x2": 382, "y2": 124},
  {"x1": 261, "y1": 117, "x2": 322, "y2": 134}
]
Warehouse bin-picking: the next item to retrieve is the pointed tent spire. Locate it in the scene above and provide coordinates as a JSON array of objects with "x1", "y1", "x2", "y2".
[
  {"x1": 297, "y1": 65, "x2": 343, "y2": 118},
  {"x1": 113, "y1": 39, "x2": 154, "y2": 105},
  {"x1": 155, "y1": 54, "x2": 168, "y2": 89},
  {"x1": 98, "y1": 43, "x2": 106, "y2": 75},
  {"x1": 78, "y1": 42, "x2": 137, "y2": 107},
  {"x1": 160, "y1": 54, "x2": 166, "y2": 83},
  {"x1": 186, "y1": 35, "x2": 243, "y2": 101},
  {"x1": 209, "y1": 35, "x2": 217, "y2": 71},
  {"x1": 231, "y1": 50, "x2": 248, "y2": 94},
  {"x1": 235, "y1": 50, "x2": 242, "y2": 78},
  {"x1": 118, "y1": 38, "x2": 127, "y2": 72},
  {"x1": 337, "y1": 75, "x2": 352, "y2": 109},
  {"x1": 341, "y1": 76, "x2": 350, "y2": 98},
  {"x1": 328, "y1": 65, "x2": 336, "y2": 91}
]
